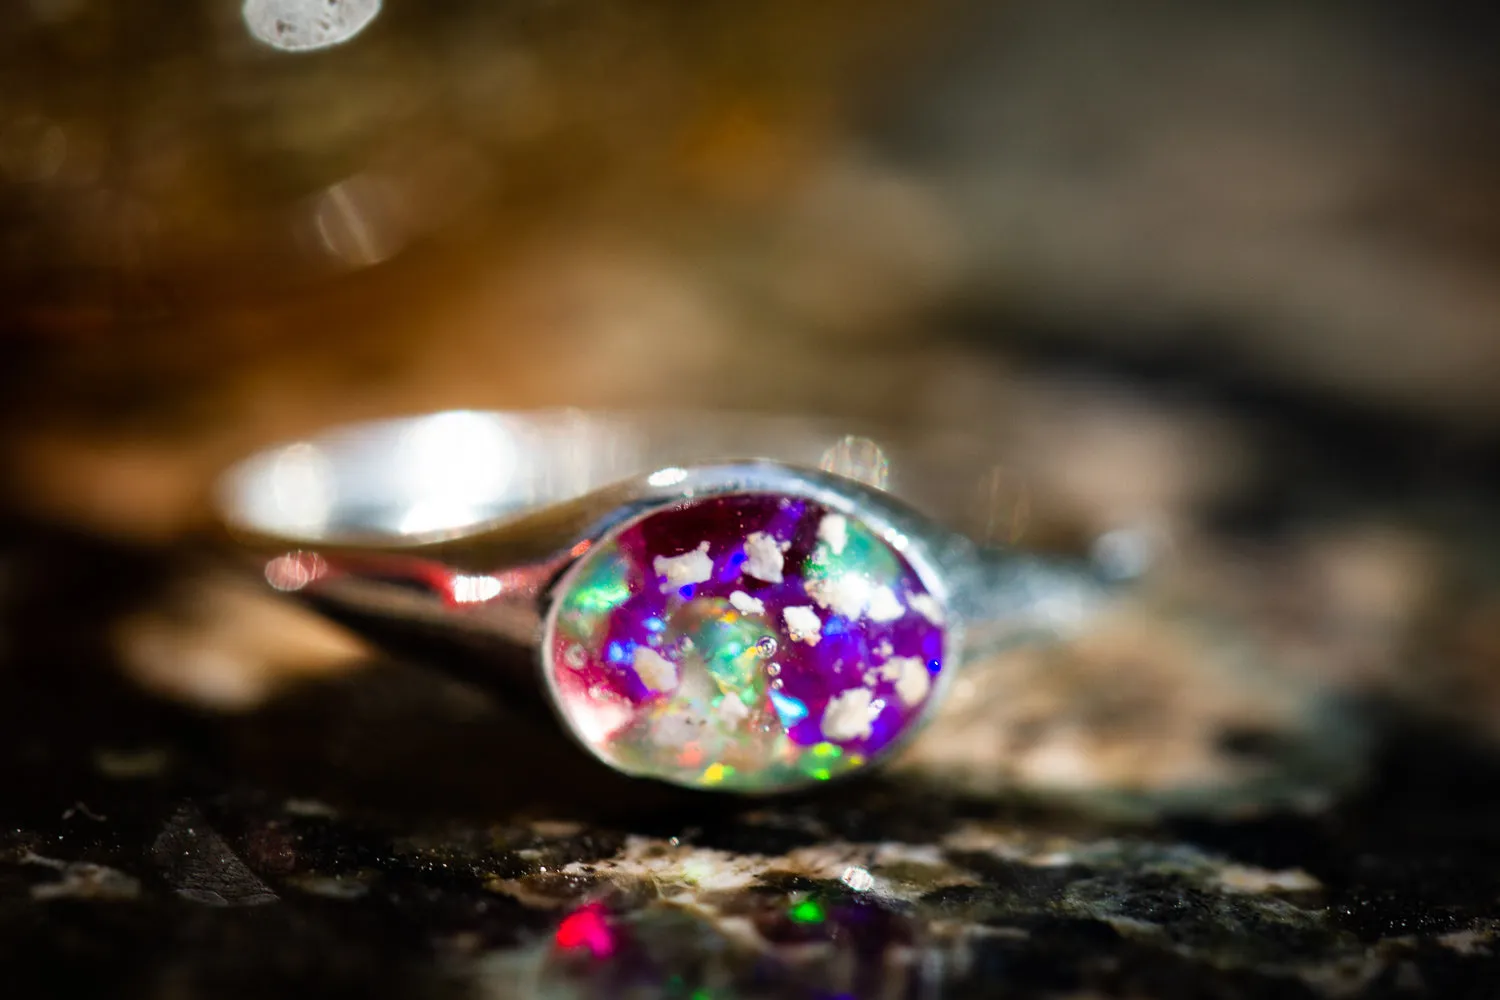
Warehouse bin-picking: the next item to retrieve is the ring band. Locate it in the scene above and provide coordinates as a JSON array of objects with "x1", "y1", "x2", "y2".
[{"x1": 215, "y1": 409, "x2": 1115, "y2": 794}]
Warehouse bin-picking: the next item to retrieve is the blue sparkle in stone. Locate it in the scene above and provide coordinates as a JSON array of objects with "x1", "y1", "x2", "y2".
[
  {"x1": 679, "y1": 585, "x2": 696, "y2": 600},
  {"x1": 607, "y1": 640, "x2": 635, "y2": 665},
  {"x1": 770, "y1": 688, "x2": 809, "y2": 726},
  {"x1": 644, "y1": 616, "x2": 666, "y2": 633}
]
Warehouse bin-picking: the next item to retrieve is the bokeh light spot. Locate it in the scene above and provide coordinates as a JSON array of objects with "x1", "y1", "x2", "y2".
[{"x1": 242, "y1": 0, "x2": 381, "y2": 52}]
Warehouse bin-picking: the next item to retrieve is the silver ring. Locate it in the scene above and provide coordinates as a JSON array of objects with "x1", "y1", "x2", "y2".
[{"x1": 214, "y1": 409, "x2": 1117, "y2": 794}]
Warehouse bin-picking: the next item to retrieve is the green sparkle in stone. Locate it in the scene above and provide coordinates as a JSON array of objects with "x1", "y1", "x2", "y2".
[
  {"x1": 803, "y1": 518, "x2": 898, "y2": 585},
  {"x1": 565, "y1": 549, "x2": 633, "y2": 615},
  {"x1": 673, "y1": 599, "x2": 774, "y2": 696},
  {"x1": 800, "y1": 741, "x2": 857, "y2": 782}
]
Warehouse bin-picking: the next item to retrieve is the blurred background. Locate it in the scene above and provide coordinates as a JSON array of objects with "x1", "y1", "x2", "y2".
[{"x1": 1, "y1": 0, "x2": 1499, "y2": 815}]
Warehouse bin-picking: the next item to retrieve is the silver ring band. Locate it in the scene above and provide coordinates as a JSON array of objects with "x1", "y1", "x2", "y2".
[{"x1": 215, "y1": 409, "x2": 1116, "y2": 794}]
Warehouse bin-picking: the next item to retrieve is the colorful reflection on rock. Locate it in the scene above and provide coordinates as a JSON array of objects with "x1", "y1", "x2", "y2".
[{"x1": 546, "y1": 493, "x2": 946, "y2": 791}]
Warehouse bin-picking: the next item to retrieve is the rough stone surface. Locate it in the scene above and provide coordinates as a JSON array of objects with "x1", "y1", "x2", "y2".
[
  {"x1": 4, "y1": 420, "x2": 1500, "y2": 998},
  {"x1": 2, "y1": 630, "x2": 1500, "y2": 999}
]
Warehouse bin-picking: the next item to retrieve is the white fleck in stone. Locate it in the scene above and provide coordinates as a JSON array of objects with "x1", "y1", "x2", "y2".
[
  {"x1": 821, "y1": 687, "x2": 877, "y2": 741},
  {"x1": 909, "y1": 592, "x2": 945, "y2": 625},
  {"x1": 715, "y1": 696, "x2": 750, "y2": 726},
  {"x1": 817, "y1": 514, "x2": 849, "y2": 555},
  {"x1": 728, "y1": 590, "x2": 765, "y2": 615},
  {"x1": 805, "y1": 574, "x2": 871, "y2": 619},
  {"x1": 742, "y1": 532, "x2": 784, "y2": 583},
  {"x1": 563, "y1": 645, "x2": 586, "y2": 669},
  {"x1": 866, "y1": 585, "x2": 905, "y2": 622},
  {"x1": 633, "y1": 647, "x2": 679, "y2": 692},
  {"x1": 783, "y1": 606, "x2": 823, "y2": 645},
  {"x1": 879, "y1": 656, "x2": 931, "y2": 707},
  {"x1": 875, "y1": 639, "x2": 893, "y2": 657},
  {"x1": 654, "y1": 541, "x2": 714, "y2": 592}
]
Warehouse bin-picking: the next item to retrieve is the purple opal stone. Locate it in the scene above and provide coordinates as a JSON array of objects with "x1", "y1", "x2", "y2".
[{"x1": 545, "y1": 492, "x2": 947, "y2": 791}]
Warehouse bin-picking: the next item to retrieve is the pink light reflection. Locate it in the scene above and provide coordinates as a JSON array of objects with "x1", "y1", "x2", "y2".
[
  {"x1": 554, "y1": 902, "x2": 614, "y2": 958},
  {"x1": 264, "y1": 552, "x2": 328, "y2": 592}
]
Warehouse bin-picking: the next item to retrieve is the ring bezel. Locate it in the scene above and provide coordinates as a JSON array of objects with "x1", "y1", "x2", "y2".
[{"x1": 537, "y1": 461, "x2": 967, "y2": 794}]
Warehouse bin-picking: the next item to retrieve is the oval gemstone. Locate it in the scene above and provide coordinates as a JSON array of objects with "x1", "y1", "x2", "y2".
[{"x1": 545, "y1": 493, "x2": 947, "y2": 791}]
